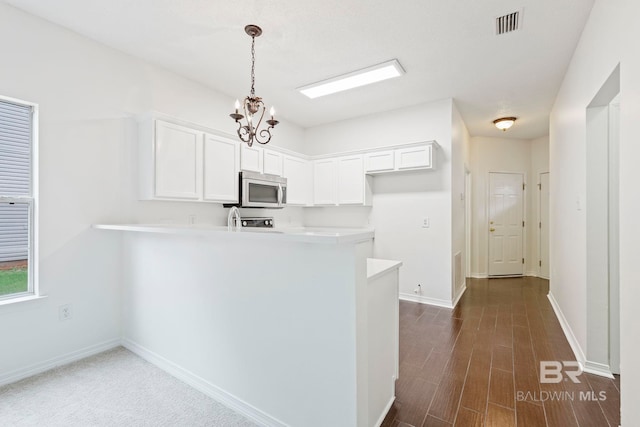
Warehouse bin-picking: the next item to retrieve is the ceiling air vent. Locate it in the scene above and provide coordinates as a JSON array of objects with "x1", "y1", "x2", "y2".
[{"x1": 496, "y1": 10, "x2": 522, "y2": 35}]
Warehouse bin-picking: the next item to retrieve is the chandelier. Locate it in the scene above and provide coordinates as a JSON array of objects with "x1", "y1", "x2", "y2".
[{"x1": 230, "y1": 25, "x2": 279, "y2": 147}]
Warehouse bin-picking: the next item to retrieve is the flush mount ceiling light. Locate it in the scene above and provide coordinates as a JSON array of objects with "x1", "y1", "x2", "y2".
[
  {"x1": 493, "y1": 117, "x2": 517, "y2": 131},
  {"x1": 230, "y1": 24, "x2": 278, "y2": 147},
  {"x1": 297, "y1": 59, "x2": 405, "y2": 99}
]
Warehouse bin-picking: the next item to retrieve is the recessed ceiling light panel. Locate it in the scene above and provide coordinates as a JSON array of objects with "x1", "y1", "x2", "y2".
[{"x1": 297, "y1": 59, "x2": 405, "y2": 99}]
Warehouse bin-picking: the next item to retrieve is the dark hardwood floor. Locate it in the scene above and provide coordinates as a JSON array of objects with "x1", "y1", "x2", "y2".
[{"x1": 382, "y1": 277, "x2": 620, "y2": 427}]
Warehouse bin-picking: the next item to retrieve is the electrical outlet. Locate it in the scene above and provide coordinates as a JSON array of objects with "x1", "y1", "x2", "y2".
[
  {"x1": 188, "y1": 214, "x2": 196, "y2": 225},
  {"x1": 422, "y1": 217, "x2": 430, "y2": 228},
  {"x1": 59, "y1": 304, "x2": 73, "y2": 321}
]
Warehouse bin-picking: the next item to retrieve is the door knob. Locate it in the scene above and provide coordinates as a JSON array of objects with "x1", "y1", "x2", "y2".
[
  {"x1": 490, "y1": 221, "x2": 494, "y2": 224},
  {"x1": 490, "y1": 228, "x2": 495, "y2": 232}
]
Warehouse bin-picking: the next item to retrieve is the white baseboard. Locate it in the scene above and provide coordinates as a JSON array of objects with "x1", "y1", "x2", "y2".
[
  {"x1": 400, "y1": 292, "x2": 455, "y2": 309},
  {"x1": 374, "y1": 396, "x2": 396, "y2": 427},
  {"x1": 525, "y1": 271, "x2": 539, "y2": 277},
  {"x1": 0, "y1": 338, "x2": 121, "y2": 387},
  {"x1": 452, "y1": 284, "x2": 467, "y2": 308},
  {"x1": 469, "y1": 273, "x2": 488, "y2": 279},
  {"x1": 584, "y1": 361, "x2": 615, "y2": 379},
  {"x1": 547, "y1": 293, "x2": 615, "y2": 379},
  {"x1": 547, "y1": 292, "x2": 586, "y2": 364},
  {"x1": 122, "y1": 338, "x2": 287, "y2": 427}
]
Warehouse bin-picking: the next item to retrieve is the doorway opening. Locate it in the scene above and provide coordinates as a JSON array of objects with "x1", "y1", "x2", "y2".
[{"x1": 585, "y1": 64, "x2": 620, "y2": 377}]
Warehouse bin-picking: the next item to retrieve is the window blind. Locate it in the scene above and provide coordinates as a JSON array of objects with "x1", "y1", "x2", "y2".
[
  {"x1": 0, "y1": 100, "x2": 32, "y2": 196},
  {"x1": 0, "y1": 99, "x2": 32, "y2": 263}
]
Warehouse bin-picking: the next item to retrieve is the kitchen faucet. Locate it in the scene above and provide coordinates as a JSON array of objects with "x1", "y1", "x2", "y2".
[{"x1": 227, "y1": 206, "x2": 241, "y2": 231}]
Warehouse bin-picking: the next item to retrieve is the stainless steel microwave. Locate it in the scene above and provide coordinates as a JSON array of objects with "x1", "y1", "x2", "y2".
[{"x1": 224, "y1": 171, "x2": 287, "y2": 209}]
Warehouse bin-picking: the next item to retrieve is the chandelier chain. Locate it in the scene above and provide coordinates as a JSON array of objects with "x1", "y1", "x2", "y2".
[{"x1": 250, "y1": 35, "x2": 256, "y2": 97}]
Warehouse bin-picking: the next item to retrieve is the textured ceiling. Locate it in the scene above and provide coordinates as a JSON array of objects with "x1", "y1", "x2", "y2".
[{"x1": 3, "y1": 0, "x2": 594, "y2": 139}]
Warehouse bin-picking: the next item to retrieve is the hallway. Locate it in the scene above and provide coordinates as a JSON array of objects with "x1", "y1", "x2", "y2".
[{"x1": 382, "y1": 277, "x2": 620, "y2": 426}]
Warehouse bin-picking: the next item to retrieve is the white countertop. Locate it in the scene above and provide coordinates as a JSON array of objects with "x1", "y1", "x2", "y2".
[
  {"x1": 93, "y1": 223, "x2": 374, "y2": 245},
  {"x1": 367, "y1": 258, "x2": 403, "y2": 280}
]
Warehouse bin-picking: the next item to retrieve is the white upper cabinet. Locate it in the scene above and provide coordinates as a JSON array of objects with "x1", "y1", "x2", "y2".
[
  {"x1": 263, "y1": 149, "x2": 284, "y2": 176},
  {"x1": 140, "y1": 113, "x2": 436, "y2": 207},
  {"x1": 338, "y1": 155, "x2": 371, "y2": 205},
  {"x1": 365, "y1": 150, "x2": 395, "y2": 173},
  {"x1": 395, "y1": 144, "x2": 433, "y2": 170},
  {"x1": 240, "y1": 144, "x2": 263, "y2": 173},
  {"x1": 203, "y1": 134, "x2": 240, "y2": 203},
  {"x1": 364, "y1": 143, "x2": 434, "y2": 174},
  {"x1": 240, "y1": 145, "x2": 284, "y2": 176},
  {"x1": 139, "y1": 117, "x2": 240, "y2": 203},
  {"x1": 153, "y1": 120, "x2": 202, "y2": 200},
  {"x1": 283, "y1": 155, "x2": 312, "y2": 206},
  {"x1": 313, "y1": 158, "x2": 338, "y2": 205},
  {"x1": 313, "y1": 155, "x2": 372, "y2": 206}
]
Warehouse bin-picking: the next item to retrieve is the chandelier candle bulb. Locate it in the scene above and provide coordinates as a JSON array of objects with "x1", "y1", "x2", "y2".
[
  {"x1": 270, "y1": 107, "x2": 275, "y2": 120},
  {"x1": 234, "y1": 99, "x2": 240, "y2": 114}
]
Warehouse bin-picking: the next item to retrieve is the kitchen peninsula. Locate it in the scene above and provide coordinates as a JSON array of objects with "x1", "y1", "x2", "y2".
[{"x1": 95, "y1": 224, "x2": 400, "y2": 427}]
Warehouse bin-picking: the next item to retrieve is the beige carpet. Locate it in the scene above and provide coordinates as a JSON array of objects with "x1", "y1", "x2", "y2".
[{"x1": 0, "y1": 347, "x2": 257, "y2": 426}]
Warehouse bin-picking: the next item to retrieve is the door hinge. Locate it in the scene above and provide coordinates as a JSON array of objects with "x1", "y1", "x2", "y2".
[
  {"x1": 538, "y1": 183, "x2": 542, "y2": 190},
  {"x1": 523, "y1": 183, "x2": 526, "y2": 191},
  {"x1": 522, "y1": 220, "x2": 525, "y2": 227},
  {"x1": 522, "y1": 258, "x2": 525, "y2": 264},
  {"x1": 539, "y1": 260, "x2": 542, "y2": 267},
  {"x1": 539, "y1": 221, "x2": 542, "y2": 229}
]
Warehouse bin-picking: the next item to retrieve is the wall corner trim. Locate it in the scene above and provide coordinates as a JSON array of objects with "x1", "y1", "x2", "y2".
[{"x1": 122, "y1": 338, "x2": 287, "y2": 427}]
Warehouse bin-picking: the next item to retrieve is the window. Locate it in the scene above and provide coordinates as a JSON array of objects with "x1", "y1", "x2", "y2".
[{"x1": 0, "y1": 96, "x2": 37, "y2": 301}]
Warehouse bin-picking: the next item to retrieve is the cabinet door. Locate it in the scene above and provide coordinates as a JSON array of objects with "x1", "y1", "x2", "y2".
[
  {"x1": 240, "y1": 144, "x2": 263, "y2": 173},
  {"x1": 313, "y1": 159, "x2": 337, "y2": 205},
  {"x1": 203, "y1": 135, "x2": 240, "y2": 202},
  {"x1": 154, "y1": 120, "x2": 202, "y2": 199},
  {"x1": 283, "y1": 155, "x2": 311, "y2": 205},
  {"x1": 338, "y1": 155, "x2": 365, "y2": 205},
  {"x1": 263, "y1": 149, "x2": 283, "y2": 176},
  {"x1": 395, "y1": 145, "x2": 432, "y2": 170},
  {"x1": 365, "y1": 150, "x2": 395, "y2": 173}
]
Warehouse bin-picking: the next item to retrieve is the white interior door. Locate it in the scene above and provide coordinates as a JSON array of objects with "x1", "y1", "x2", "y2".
[
  {"x1": 539, "y1": 173, "x2": 550, "y2": 279},
  {"x1": 488, "y1": 173, "x2": 524, "y2": 276}
]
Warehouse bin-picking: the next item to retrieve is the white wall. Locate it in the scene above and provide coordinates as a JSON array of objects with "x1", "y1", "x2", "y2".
[
  {"x1": 304, "y1": 99, "x2": 457, "y2": 306},
  {"x1": 549, "y1": 0, "x2": 640, "y2": 422},
  {"x1": 469, "y1": 136, "x2": 549, "y2": 277},
  {"x1": 0, "y1": 2, "x2": 305, "y2": 381},
  {"x1": 121, "y1": 232, "x2": 369, "y2": 426}
]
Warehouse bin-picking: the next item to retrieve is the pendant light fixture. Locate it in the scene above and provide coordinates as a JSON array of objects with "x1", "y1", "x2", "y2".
[
  {"x1": 230, "y1": 25, "x2": 278, "y2": 147},
  {"x1": 493, "y1": 117, "x2": 517, "y2": 131}
]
